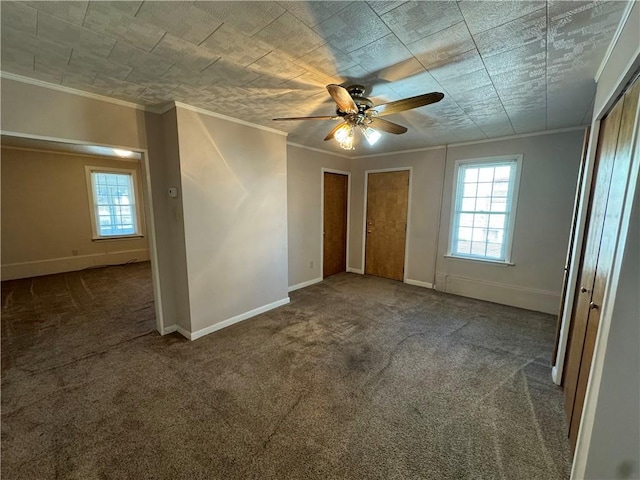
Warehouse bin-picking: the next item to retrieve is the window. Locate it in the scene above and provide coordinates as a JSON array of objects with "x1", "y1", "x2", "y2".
[
  {"x1": 448, "y1": 155, "x2": 522, "y2": 263},
  {"x1": 86, "y1": 167, "x2": 142, "y2": 239}
]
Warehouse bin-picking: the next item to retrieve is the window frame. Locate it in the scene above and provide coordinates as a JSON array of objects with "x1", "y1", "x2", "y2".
[
  {"x1": 85, "y1": 166, "x2": 144, "y2": 241},
  {"x1": 447, "y1": 154, "x2": 522, "y2": 265}
]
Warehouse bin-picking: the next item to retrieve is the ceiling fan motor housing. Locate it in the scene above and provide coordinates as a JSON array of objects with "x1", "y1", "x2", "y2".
[{"x1": 336, "y1": 84, "x2": 374, "y2": 116}]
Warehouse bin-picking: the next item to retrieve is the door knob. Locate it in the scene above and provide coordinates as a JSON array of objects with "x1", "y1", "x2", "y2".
[
  {"x1": 589, "y1": 301, "x2": 599, "y2": 310},
  {"x1": 367, "y1": 230, "x2": 372, "y2": 233},
  {"x1": 580, "y1": 287, "x2": 589, "y2": 293}
]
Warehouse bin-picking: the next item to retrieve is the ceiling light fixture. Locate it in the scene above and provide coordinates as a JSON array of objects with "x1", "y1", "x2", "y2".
[
  {"x1": 360, "y1": 125, "x2": 381, "y2": 146},
  {"x1": 334, "y1": 123, "x2": 355, "y2": 150}
]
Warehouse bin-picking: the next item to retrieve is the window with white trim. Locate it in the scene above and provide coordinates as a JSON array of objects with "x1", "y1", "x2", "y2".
[
  {"x1": 86, "y1": 167, "x2": 141, "y2": 239},
  {"x1": 449, "y1": 156, "x2": 522, "y2": 263}
]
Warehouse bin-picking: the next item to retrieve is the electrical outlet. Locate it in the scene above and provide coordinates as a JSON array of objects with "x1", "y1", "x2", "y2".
[
  {"x1": 71, "y1": 249, "x2": 79, "y2": 256},
  {"x1": 310, "y1": 261, "x2": 314, "y2": 269}
]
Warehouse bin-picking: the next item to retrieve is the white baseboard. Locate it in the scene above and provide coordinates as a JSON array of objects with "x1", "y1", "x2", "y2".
[
  {"x1": 186, "y1": 297, "x2": 291, "y2": 341},
  {"x1": 288, "y1": 277, "x2": 322, "y2": 292},
  {"x1": 436, "y1": 273, "x2": 560, "y2": 314},
  {"x1": 1, "y1": 249, "x2": 150, "y2": 281},
  {"x1": 347, "y1": 267, "x2": 364, "y2": 274},
  {"x1": 162, "y1": 324, "x2": 178, "y2": 335},
  {"x1": 405, "y1": 279, "x2": 434, "y2": 289}
]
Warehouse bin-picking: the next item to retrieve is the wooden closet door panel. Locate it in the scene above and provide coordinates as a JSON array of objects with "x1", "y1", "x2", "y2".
[
  {"x1": 323, "y1": 173, "x2": 348, "y2": 278},
  {"x1": 563, "y1": 98, "x2": 624, "y2": 421},
  {"x1": 568, "y1": 77, "x2": 640, "y2": 444},
  {"x1": 365, "y1": 171, "x2": 409, "y2": 281}
]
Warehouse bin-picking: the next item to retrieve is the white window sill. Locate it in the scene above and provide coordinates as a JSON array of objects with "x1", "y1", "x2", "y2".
[
  {"x1": 92, "y1": 234, "x2": 144, "y2": 242},
  {"x1": 444, "y1": 255, "x2": 515, "y2": 267}
]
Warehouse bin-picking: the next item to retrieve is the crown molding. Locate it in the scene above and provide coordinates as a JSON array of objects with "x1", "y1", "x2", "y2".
[
  {"x1": 172, "y1": 101, "x2": 288, "y2": 137},
  {"x1": 1, "y1": 71, "x2": 150, "y2": 111},
  {"x1": 286, "y1": 142, "x2": 351, "y2": 159},
  {"x1": 445, "y1": 126, "x2": 586, "y2": 148},
  {"x1": 594, "y1": 0, "x2": 636, "y2": 83}
]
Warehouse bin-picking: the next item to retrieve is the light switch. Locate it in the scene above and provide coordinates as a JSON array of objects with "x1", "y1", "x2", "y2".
[{"x1": 168, "y1": 187, "x2": 179, "y2": 198}]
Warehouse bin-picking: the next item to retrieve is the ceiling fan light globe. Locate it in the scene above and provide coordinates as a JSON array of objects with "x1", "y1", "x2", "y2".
[
  {"x1": 361, "y1": 126, "x2": 381, "y2": 145},
  {"x1": 334, "y1": 123, "x2": 353, "y2": 143}
]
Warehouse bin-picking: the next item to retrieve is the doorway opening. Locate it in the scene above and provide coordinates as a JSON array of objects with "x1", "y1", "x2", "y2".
[{"x1": 321, "y1": 168, "x2": 350, "y2": 279}]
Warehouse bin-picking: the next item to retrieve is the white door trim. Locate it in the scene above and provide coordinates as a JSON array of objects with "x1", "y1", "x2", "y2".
[{"x1": 362, "y1": 167, "x2": 413, "y2": 282}]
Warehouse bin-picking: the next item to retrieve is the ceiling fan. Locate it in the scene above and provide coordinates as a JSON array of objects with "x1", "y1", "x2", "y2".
[{"x1": 273, "y1": 84, "x2": 444, "y2": 150}]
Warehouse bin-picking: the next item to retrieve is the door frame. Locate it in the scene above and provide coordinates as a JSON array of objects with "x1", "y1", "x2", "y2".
[
  {"x1": 320, "y1": 168, "x2": 351, "y2": 280},
  {"x1": 361, "y1": 167, "x2": 413, "y2": 282},
  {"x1": 0, "y1": 129, "x2": 166, "y2": 335}
]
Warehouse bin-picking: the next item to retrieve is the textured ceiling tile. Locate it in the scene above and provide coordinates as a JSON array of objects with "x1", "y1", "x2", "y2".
[
  {"x1": 294, "y1": 44, "x2": 359, "y2": 78},
  {"x1": 91, "y1": 73, "x2": 147, "y2": 98},
  {"x1": 83, "y1": 2, "x2": 165, "y2": 52},
  {"x1": 367, "y1": 1, "x2": 407, "y2": 16},
  {"x1": 546, "y1": 78, "x2": 595, "y2": 128},
  {"x1": 477, "y1": 121, "x2": 516, "y2": 138},
  {"x1": 248, "y1": 52, "x2": 308, "y2": 82},
  {"x1": 427, "y1": 49, "x2": 485, "y2": 83},
  {"x1": 67, "y1": 49, "x2": 132, "y2": 80},
  {"x1": 547, "y1": 1, "x2": 625, "y2": 85},
  {"x1": 407, "y1": 21, "x2": 475, "y2": 69},
  {"x1": 2, "y1": 25, "x2": 72, "y2": 67},
  {"x1": 314, "y1": 2, "x2": 391, "y2": 53},
  {"x1": 253, "y1": 12, "x2": 326, "y2": 58},
  {"x1": 349, "y1": 34, "x2": 414, "y2": 77},
  {"x1": 381, "y1": 1, "x2": 464, "y2": 44},
  {"x1": 37, "y1": 11, "x2": 116, "y2": 57},
  {"x1": 27, "y1": 1, "x2": 89, "y2": 25},
  {"x1": 134, "y1": 1, "x2": 223, "y2": 45},
  {"x1": 384, "y1": 70, "x2": 445, "y2": 102},
  {"x1": 281, "y1": 1, "x2": 353, "y2": 28},
  {"x1": 474, "y1": 7, "x2": 546, "y2": 58},
  {"x1": 204, "y1": 59, "x2": 263, "y2": 88},
  {"x1": 507, "y1": 108, "x2": 547, "y2": 133},
  {"x1": 193, "y1": 1, "x2": 286, "y2": 37},
  {"x1": 458, "y1": 0, "x2": 546, "y2": 34},
  {"x1": 1, "y1": 46, "x2": 35, "y2": 71},
  {"x1": 482, "y1": 41, "x2": 545, "y2": 78},
  {"x1": 1, "y1": 2, "x2": 37, "y2": 34},
  {"x1": 108, "y1": 42, "x2": 173, "y2": 77},
  {"x1": 137, "y1": 85, "x2": 178, "y2": 105},
  {"x1": 200, "y1": 24, "x2": 271, "y2": 68},
  {"x1": 151, "y1": 34, "x2": 220, "y2": 72}
]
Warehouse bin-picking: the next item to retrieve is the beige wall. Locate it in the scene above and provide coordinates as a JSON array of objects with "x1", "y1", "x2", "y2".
[
  {"x1": 435, "y1": 130, "x2": 585, "y2": 313},
  {"x1": 349, "y1": 148, "x2": 447, "y2": 286},
  {"x1": 287, "y1": 145, "x2": 350, "y2": 288},
  {"x1": 174, "y1": 106, "x2": 289, "y2": 335},
  {"x1": 1, "y1": 147, "x2": 149, "y2": 280}
]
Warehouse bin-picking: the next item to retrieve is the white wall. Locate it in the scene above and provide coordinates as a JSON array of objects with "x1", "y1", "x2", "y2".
[
  {"x1": 435, "y1": 131, "x2": 585, "y2": 313},
  {"x1": 349, "y1": 148, "x2": 447, "y2": 286},
  {"x1": 174, "y1": 106, "x2": 289, "y2": 337},
  {"x1": 1, "y1": 147, "x2": 149, "y2": 280},
  {"x1": 287, "y1": 145, "x2": 350, "y2": 289}
]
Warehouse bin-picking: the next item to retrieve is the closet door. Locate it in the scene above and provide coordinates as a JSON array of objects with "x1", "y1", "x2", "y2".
[{"x1": 563, "y1": 76, "x2": 639, "y2": 448}]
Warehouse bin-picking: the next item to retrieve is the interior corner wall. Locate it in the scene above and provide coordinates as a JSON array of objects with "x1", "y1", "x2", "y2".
[
  {"x1": 1, "y1": 147, "x2": 149, "y2": 280},
  {"x1": 174, "y1": 106, "x2": 288, "y2": 336},
  {"x1": 0, "y1": 77, "x2": 178, "y2": 334},
  {"x1": 287, "y1": 145, "x2": 350, "y2": 288},
  {"x1": 349, "y1": 148, "x2": 447, "y2": 285},
  {"x1": 435, "y1": 130, "x2": 585, "y2": 313}
]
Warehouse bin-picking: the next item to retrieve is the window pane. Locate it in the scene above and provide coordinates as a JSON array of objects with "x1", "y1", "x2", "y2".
[
  {"x1": 91, "y1": 171, "x2": 137, "y2": 237},
  {"x1": 474, "y1": 214, "x2": 489, "y2": 228},
  {"x1": 494, "y1": 166, "x2": 511, "y2": 181},
  {"x1": 472, "y1": 228, "x2": 486, "y2": 242},
  {"x1": 459, "y1": 213, "x2": 474, "y2": 227},
  {"x1": 459, "y1": 227, "x2": 472, "y2": 241},
  {"x1": 493, "y1": 182, "x2": 509, "y2": 197},
  {"x1": 478, "y1": 167, "x2": 494, "y2": 182},
  {"x1": 476, "y1": 197, "x2": 491, "y2": 211},
  {"x1": 477, "y1": 182, "x2": 492, "y2": 197},
  {"x1": 464, "y1": 168, "x2": 478, "y2": 182},
  {"x1": 471, "y1": 242, "x2": 486, "y2": 256},
  {"x1": 491, "y1": 198, "x2": 507, "y2": 212},
  {"x1": 463, "y1": 183, "x2": 477, "y2": 197},
  {"x1": 456, "y1": 240, "x2": 471, "y2": 254},
  {"x1": 462, "y1": 198, "x2": 475, "y2": 210},
  {"x1": 487, "y1": 228, "x2": 504, "y2": 243},
  {"x1": 486, "y1": 243, "x2": 502, "y2": 258},
  {"x1": 489, "y1": 214, "x2": 505, "y2": 229}
]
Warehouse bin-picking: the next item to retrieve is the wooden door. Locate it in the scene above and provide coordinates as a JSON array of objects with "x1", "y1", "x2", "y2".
[
  {"x1": 563, "y1": 76, "x2": 639, "y2": 448},
  {"x1": 323, "y1": 172, "x2": 348, "y2": 278},
  {"x1": 365, "y1": 170, "x2": 409, "y2": 281}
]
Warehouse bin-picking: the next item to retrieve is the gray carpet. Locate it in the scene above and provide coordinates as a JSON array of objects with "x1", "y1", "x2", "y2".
[{"x1": 1, "y1": 262, "x2": 572, "y2": 479}]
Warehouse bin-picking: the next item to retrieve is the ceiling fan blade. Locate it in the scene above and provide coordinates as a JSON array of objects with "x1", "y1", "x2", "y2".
[
  {"x1": 374, "y1": 92, "x2": 444, "y2": 117},
  {"x1": 273, "y1": 115, "x2": 340, "y2": 121},
  {"x1": 369, "y1": 118, "x2": 408, "y2": 135},
  {"x1": 326, "y1": 84, "x2": 358, "y2": 114},
  {"x1": 324, "y1": 121, "x2": 348, "y2": 141}
]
